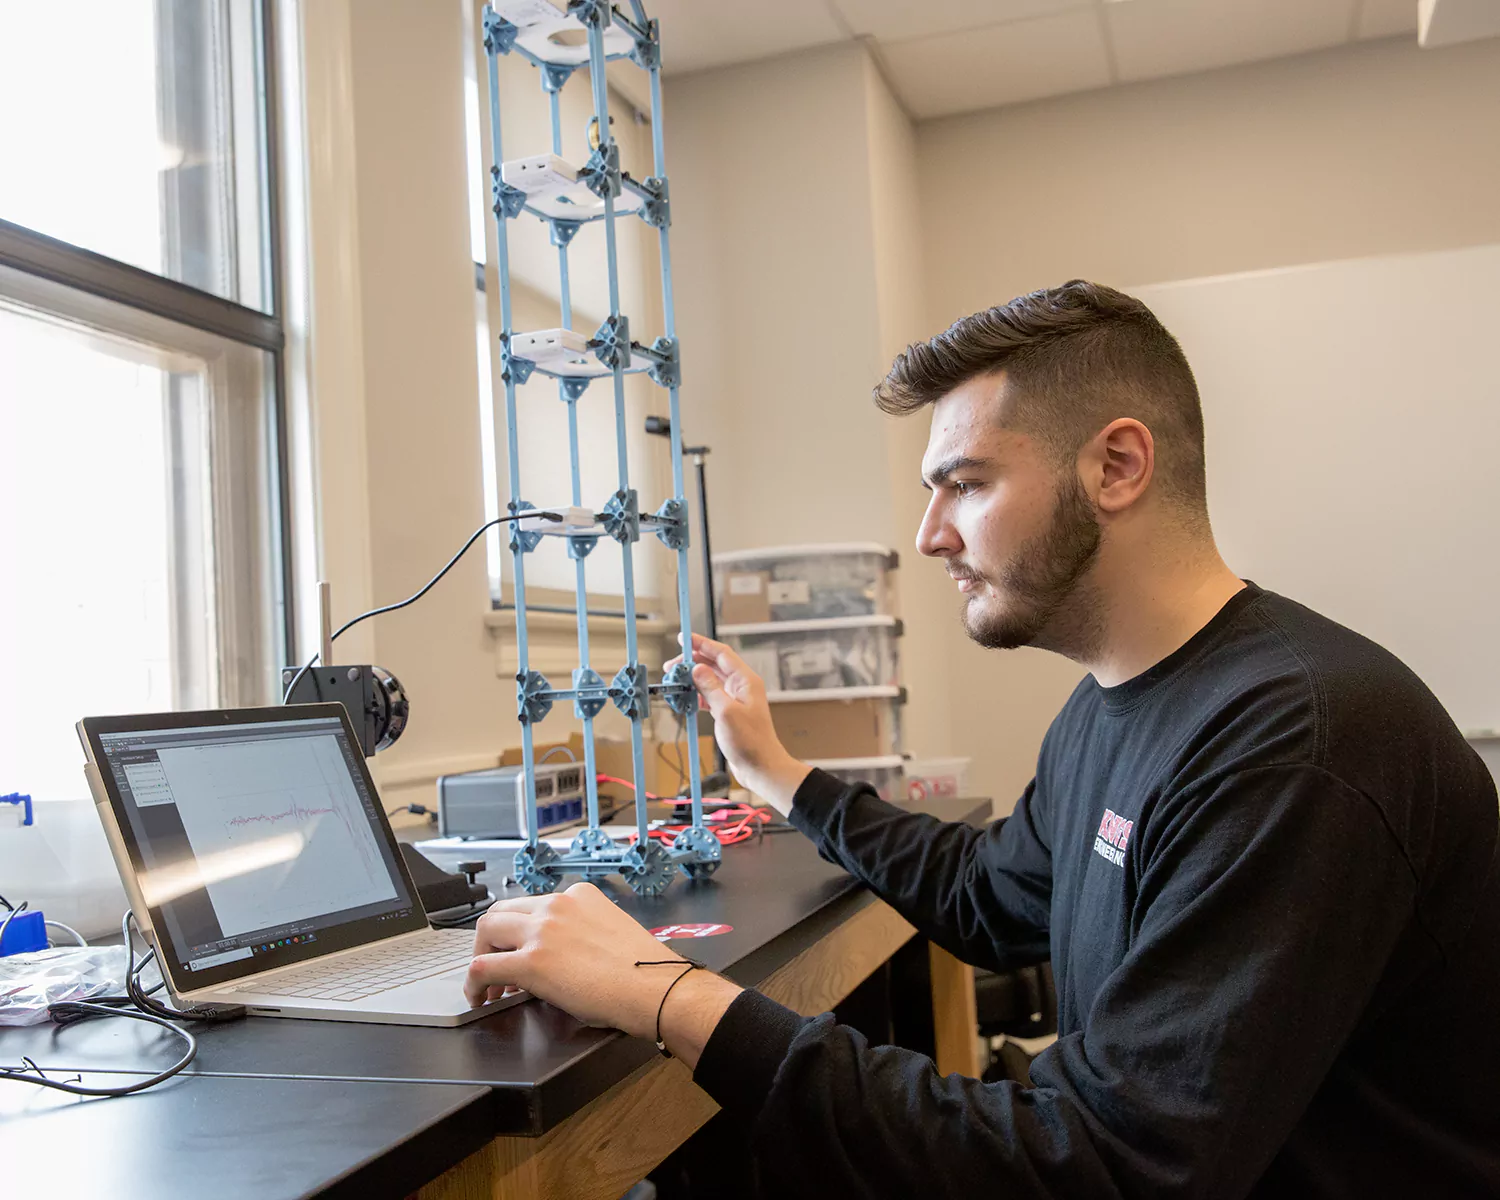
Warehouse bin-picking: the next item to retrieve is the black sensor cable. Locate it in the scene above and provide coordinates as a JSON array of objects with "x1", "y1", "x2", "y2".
[{"x1": 282, "y1": 510, "x2": 567, "y2": 702}]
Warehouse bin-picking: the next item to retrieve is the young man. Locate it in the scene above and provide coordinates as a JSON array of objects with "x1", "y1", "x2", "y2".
[{"x1": 465, "y1": 282, "x2": 1500, "y2": 1198}]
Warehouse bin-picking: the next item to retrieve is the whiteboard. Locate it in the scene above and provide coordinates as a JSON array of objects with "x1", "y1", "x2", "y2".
[{"x1": 1132, "y1": 244, "x2": 1500, "y2": 734}]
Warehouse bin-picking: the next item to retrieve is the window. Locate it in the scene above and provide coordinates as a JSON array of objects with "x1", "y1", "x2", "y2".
[
  {"x1": 0, "y1": 1, "x2": 287, "y2": 806},
  {"x1": 0, "y1": 0, "x2": 271, "y2": 308}
]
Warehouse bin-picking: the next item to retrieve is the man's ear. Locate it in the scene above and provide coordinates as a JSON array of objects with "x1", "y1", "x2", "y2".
[{"x1": 1089, "y1": 418, "x2": 1154, "y2": 515}]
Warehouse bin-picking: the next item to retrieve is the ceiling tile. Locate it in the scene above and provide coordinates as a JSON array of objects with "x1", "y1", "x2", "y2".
[
  {"x1": 651, "y1": 0, "x2": 847, "y2": 75},
  {"x1": 880, "y1": 7, "x2": 1113, "y2": 117},
  {"x1": 1356, "y1": 0, "x2": 1419, "y2": 38},
  {"x1": 832, "y1": 0, "x2": 1089, "y2": 43},
  {"x1": 1105, "y1": 0, "x2": 1357, "y2": 84}
]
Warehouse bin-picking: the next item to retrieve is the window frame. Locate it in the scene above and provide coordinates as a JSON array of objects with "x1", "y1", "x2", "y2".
[{"x1": 0, "y1": 0, "x2": 296, "y2": 688}]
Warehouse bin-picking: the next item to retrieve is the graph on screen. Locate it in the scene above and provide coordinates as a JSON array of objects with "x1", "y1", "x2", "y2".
[{"x1": 157, "y1": 733, "x2": 397, "y2": 936}]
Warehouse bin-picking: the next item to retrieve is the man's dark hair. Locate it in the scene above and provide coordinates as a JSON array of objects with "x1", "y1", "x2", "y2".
[{"x1": 876, "y1": 281, "x2": 1207, "y2": 514}]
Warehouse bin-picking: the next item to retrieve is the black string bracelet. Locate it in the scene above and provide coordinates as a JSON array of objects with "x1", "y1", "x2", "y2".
[{"x1": 635, "y1": 956, "x2": 707, "y2": 1058}]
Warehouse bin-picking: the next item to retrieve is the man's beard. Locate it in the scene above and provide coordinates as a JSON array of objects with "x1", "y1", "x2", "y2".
[{"x1": 958, "y1": 472, "x2": 1104, "y2": 656}]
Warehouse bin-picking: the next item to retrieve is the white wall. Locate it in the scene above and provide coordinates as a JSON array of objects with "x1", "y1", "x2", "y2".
[
  {"x1": 667, "y1": 45, "x2": 956, "y2": 761},
  {"x1": 914, "y1": 34, "x2": 1500, "y2": 809},
  {"x1": 341, "y1": 0, "x2": 499, "y2": 798},
  {"x1": 863, "y1": 58, "x2": 955, "y2": 761},
  {"x1": 667, "y1": 44, "x2": 892, "y2": 553},
  {"x1": 666, "y1": 33, "x2": 1500, "y2": 813},
  {"x1": 1134, "y1": 245, "x2": 1500, "y2": 734}
]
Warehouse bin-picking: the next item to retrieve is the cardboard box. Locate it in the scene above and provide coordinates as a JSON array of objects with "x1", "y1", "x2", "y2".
[
  {"x1": 719, "y1": 570, "x2": 771, "y2": 624},
  {"x1": 770, "y1": 697, "x2": 898, "y2": 760},
  {"x1": 502, "y1": 733, "x2": 722, "y2": 807},
  {"x1": 596, "y1": 734, "x2": 720, "y2": 801}
]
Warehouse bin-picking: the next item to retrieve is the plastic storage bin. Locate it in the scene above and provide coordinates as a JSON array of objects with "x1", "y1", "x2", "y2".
[
  {"x1": 714, "y1": 544, "x2": 898, "y2": 623},
  {"x1": 721, "y1": 615, "x2": 901, "y2": 692},
  {"x1": 904, "y1": 757, "x2": 972, "y2": 803},
  {"x1": 804, "y1": 756, "x2": 905, "y2": 804}
]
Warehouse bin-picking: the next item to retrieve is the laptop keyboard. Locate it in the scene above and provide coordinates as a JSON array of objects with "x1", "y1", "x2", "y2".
[{"x1": 244, "y1": 930, "x2": 475, "y2": 1002}]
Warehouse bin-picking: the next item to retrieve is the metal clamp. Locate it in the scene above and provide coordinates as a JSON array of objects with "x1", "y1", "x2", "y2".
[
  {"x1": 590, "y1": 314, "x2": 631, "y2": 370},
  {"x1": 570, "y1": 826, "x2": 617, "y2": 855},
  {"x1": 579, "y1": 142, "x2": 621, "y2": 201},
  {"x1": 516, "y1": 669, "x2": 554, "y2": 725},
  {"x1": 639, "y1": 335, "x2": 679, "y2": 388},
  {"x1": 507, "y1": 499, "x2": 544, "y2": 553},
  {"x1": 620, "y1": 839, "x2": 675, "y2": 896},
  {"x1": 567, "y1": 533, "x2": 600, "y2": 559},
  {"x1": 548, "y1": 218, "x2": 582, "y2": 248},
  {"x1": 481, "y1": 6, "x2": 519, "y2": 56},
  {"x1": 567, "y1": 0, "x2": 612, "y2": 30},
  {"x1": 672, "y1": 826, "x2": 722, "y2": 880},
  {"x1": 490, "y1": 165, "x2": 527, "y2": 220},
  {"x1": 652, "y1": 497, "x2": 688, "y2": 550},
  {"x1": 623, "y1": 15, "x2": 661, "y2": 72},
  {"x1": 540, "y1": 62, "x2": 577, "y2": 93},
  {"x1": 512, "y1": 841, "x2": 562, "y2": 894},
  {"x1": 623, "y1": 174, "x2": 670, "y2": 229},
  {"x1": 601, "y1": 488, "x2": 639, "y2": 543},
  {"x1": 653, "y1": 659, "x2": 698, "y2": 716},
  {"x1": 608, "y1": 662, "x2": 650, "y2": 720},
  {"x1": 572, "y1": 667, "x2": 609, "y2": 719},
  {"x1": 500, "y1": 336, "x2": 536, "y2": 387}
]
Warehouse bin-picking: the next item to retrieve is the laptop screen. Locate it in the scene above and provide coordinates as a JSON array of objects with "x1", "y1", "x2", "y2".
[{"x1": 84, "y1": 706, "x2": 427, "y2": 991}]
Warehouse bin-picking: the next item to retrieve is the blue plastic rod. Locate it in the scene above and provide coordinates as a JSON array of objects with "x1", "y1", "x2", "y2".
[
  {"x1": 647, "y1": 60, "x2": 705, "y2": 827},
  {"x1": 586, "y1": 18, "x2": 651, "y2": 848},
  {"x1": 551, "y1": 86, "x2": 604, "y2": 833},
  {"x1": 486, "y1": 30, "x2": 542, "y2": 849}
]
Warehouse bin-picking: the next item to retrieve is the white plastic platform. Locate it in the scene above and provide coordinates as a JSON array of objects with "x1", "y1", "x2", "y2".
[
  {"x1": 512, "y1": 504, "x2": 680, "y2": 540},
  {"x1": 494, "y1": 0, "x2": 634, "y2": 67},
  {"x1": 502, "y1": 153, "x2": 644, "y2": 224},
  {"x1": 511, "y1": 327, "x2": 654, "y2": 379},
  {"x1": 510, "y1": 327, "x2": 596, "y2": 374}
]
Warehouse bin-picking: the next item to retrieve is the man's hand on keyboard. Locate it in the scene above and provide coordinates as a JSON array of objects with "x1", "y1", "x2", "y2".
[{"x1": 464, "y1": 883, "x2": 741, "y2": 1065}]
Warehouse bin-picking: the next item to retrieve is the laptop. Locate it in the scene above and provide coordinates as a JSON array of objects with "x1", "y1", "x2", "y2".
[{"x1": 78, "y1": 703, "x2": 524, "y2": 1027}]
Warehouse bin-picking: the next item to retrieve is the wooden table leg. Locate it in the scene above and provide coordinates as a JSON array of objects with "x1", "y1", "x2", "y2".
[
  {"x1": 928, "y1": 943, "x2": 982, "y2": 1078},
  {"x1": 412, "y1": 1055, "x2": 717, "y2": 1200}
]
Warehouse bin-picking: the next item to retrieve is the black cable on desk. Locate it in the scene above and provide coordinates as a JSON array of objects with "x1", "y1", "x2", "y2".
[
  {"x1": 2, "y1": 1003, "x2": 199, "y2": 1097},
  {"x1": 0, "y1": 912, "x2": 242, "y2": 1100},
  {"x1": 428, "y1": 902, "x2": 493, "y2": 929}
]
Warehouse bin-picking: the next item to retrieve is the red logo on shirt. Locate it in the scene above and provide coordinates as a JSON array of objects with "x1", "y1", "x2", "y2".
[{"x1": 1093, "y1": 809, "x2": 1133, "y2": 868}]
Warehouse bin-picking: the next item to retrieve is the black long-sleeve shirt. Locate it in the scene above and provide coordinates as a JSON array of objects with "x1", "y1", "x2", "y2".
[{"x1": 694, "y1": 583, "x2": 1500, "y2": 1198}]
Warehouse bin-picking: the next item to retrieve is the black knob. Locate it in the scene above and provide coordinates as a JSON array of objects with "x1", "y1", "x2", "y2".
[{"x1": 458, "y1": 861, "x2": 487, "y2": 886}]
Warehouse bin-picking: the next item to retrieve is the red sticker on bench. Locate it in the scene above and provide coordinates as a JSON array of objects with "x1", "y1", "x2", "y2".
[{"x1": 651, "y1": 922, "x2": 733, "y2": 940}]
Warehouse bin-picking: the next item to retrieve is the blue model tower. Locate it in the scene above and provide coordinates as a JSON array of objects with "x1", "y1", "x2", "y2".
[{"x1": 481, "y1": 0, "x2": 717, "y2": 896}]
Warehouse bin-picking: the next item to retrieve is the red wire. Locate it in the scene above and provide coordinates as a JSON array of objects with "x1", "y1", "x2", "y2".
[
  {"x1": 630, "y1": 801, "x2": 774, "y2": 848},
  {"x1": 593, "y1": 777, "x2": 774, "y2": 848},
  {"x1": 594, "y1": 773, "x2": 661, "y2": 801}
]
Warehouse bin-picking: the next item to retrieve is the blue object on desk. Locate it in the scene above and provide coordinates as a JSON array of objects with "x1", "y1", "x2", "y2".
[
  {"x1": 0, "y1": 908, "x2": 46, "y2": 956},
  {"x1": 1, "y1": 793, "x2": 33, "y2": 826}
]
